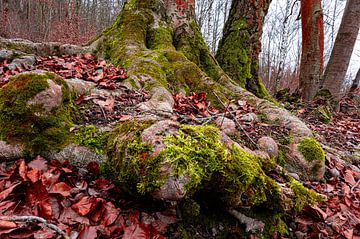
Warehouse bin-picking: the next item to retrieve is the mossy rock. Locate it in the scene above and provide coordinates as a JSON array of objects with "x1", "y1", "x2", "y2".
[
  {"x1": 0, "y1": 71, "x2": 73, "y2": 157},
  {"x1": 286, "y1": 138, "x2": 326, "y2": 181}
]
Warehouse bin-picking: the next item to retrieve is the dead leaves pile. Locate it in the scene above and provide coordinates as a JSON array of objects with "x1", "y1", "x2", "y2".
[
  {"x1": 293, "y1": 158, "x2": 360, "y2": 239},
  {"x1": 0, "y1": 157, "x2": 176, "y2": 239},
  {"x1": 0, "y1": 53, "x2": 127, "y2": 89},
  {"x1": 173, "y1": 92, "x2": 218, "y2": 119}
]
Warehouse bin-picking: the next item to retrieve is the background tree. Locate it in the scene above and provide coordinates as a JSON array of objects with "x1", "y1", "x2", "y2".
[
  {"x1": 216, "y1": 0, "x2": 272, "y2": 98},
  {"x1": 299, "y1": 0, "x2": 325, "y2": 101},
  {"x1": 321, "y1": 0, "x2": 360, "y2": 102}
]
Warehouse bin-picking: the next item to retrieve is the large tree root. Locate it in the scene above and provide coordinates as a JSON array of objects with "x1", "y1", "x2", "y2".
[{"x1": 0, "y1": 37, "x2": 92, "y2": 56}]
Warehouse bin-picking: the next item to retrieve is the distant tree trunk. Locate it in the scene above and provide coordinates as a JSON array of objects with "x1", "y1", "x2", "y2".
[
  {"x1": 321, "y1": 0, "x2": 360, "y2": 102},
  {"x1": 299, "y1": 0, "x2": 324, "y2": 101},
  {"x1": 216, "y1": 0, "x2": 271, "y2": 98},
  {"x1": 349, "y1": 68, "x2": 360, "y2": 95}
]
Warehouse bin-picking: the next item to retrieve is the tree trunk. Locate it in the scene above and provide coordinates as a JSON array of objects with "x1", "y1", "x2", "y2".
[
  {"x1": 216, "y1": 0, "x2": 271, "y2": 98},
  {"x1": 321, "y1": 0, "x2": 360, "y2": 102},
  {"x1": 349, "y1": 68, "x2": 360, "y2": 95},
  {"x1": 299, "y1": 0, "x2": 324, "y2": 101}
]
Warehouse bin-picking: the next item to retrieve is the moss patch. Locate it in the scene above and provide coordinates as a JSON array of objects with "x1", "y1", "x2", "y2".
[
  {"x1": 74, "y1": 125, "x2": 108, "y2": 155},
  {"x1": 0, "y1": 72, "x2": 72, "y2": 157},
  {"x1": 297, "y1": 137, "x2": 325, "y2": 162},
  {"x1": 288, "y1": 178, "x2": 325, "y2": 212}
]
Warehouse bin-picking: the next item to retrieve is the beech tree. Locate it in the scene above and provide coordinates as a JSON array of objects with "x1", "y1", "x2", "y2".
[
  {"x1": 299, "y1": 0, "x2": 325, "y2": 101},
  {"x1": 322, "y1": 0, "x2": 360, "y2": 102},
  {"x1": 0, "y1": 0, "x2": 330, "y2": 236},
  {"x1": 216, "y1": 0, "x2": 272, "y2": 98}
]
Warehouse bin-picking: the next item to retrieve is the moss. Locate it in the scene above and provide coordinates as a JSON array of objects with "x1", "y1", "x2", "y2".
[
  {"x1": 288, "y1": 178, "x2": 325, "y2": 212},
  {"x1": 216, "y1": 18, "x2": 269, "y2": 98},
  {"x1": 146, "y1": 26, "x2": 175, "y2": 50},
  {"x1": 318, "y1": 105, "x2": 332, "y2": 123},
  {"x1": 162, "y1": 125, "x2": 227, "y2": 193},
  {"x1": 180, "y1": 199, "x2": 201, "y2": 218},
  {"x1": 74, "y1": 125, "x2": 108, "y2": 155},
  {"x1": 297, "y1": 137, "x2": 325, "y2": 162},
  {"x1": 0, "y1": 72, "x2": 72, "y2": 157},
  {"x1": 106, "y1": 120, "x2": 165, "y2": 194}
]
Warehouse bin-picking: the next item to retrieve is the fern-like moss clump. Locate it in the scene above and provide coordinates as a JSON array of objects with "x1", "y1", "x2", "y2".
[{"x1": 297, "y1": 137, "x2": 325, "y2": 162}]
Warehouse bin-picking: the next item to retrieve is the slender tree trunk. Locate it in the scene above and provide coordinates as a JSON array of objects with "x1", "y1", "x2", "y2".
[
  {"x1": 349, "y1": 68, "x2": 360, "y2": 95},
  {"x1": 216, "y1": 0, "x2": 271, "y2": 98},
  {"x1": 299, "y1": 0, "x2": 324, "y2": 101},
  {"x1": 321, "y1": 0, "x2": 360, "y2": 102}
]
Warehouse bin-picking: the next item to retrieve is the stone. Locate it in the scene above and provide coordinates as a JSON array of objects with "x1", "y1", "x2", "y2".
[
  {"x1": 0, "y1": 71, "x2": 72, "y2": 157},
  {"x1": 0, "y1": 141, "x2": 23, "y2": 162},
  {"x1": 7, "y1": 55, "x2": 36, "y2": 70},
  {"x1": 27, "y1": 79, "x2": 63, "y2": 112},
  {"x1": 285, "y1": 143, "x2": 325, "y2": 181},
  {"x1": 257, "y1": 137, "x2": 279, "y2": 158},
  {"x1": 214, "y1": 117, "x2": 237, "y2": 135},
  {"x1": 47, "y1": 143, "x2": 107, "y2": 168},
  {"x1": 240, "y1": 113, "x2": 258, "y2": 123},
  {"x1": 65, "y1": 78, "x2": 96, "y2": 96}
]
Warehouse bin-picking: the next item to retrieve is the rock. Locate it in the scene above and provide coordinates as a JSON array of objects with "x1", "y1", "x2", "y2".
[
  {"x1": 0, "y1": 49, "x2": 21, "y2": 60},
  {"x1": 240, "y1": 113, "x2": 258, "y2": 122},
  {"x1": 27, "y1": 79, "x2": 63, "y2": 112},
  {"x1": 137, "y1": 86, "x2": 174, "y2": 114},
  {"x1": 47, "y1": 143, "x2": 107, "y2": 167},
  {"x1": 288, "y1": 172, "x2": 300, "y2": 181},
  {"x1": 214, "y1": 117, "x2": 237, "y2": 135},
  {"x1": 285, "y1": 138, "x2": 326, "y2": 181},
  {"x1": 0, "y1": 71, "x2": 73, "y2": 157},
  {"x1": 65, "y1": 78, "x2": 96, "y2": 96},
  {"x1": 328, "y1": 168, "x2": 340, "y2": 178},
  {"x1": 0, "y1": 141, "x2": 23, "y2": 162},
  {"x1": 7, "y1": 55, "x2": 36, "y2": 70},
  {"x1": 257, "y1": 136, "x2": 279, "y2": 158}
]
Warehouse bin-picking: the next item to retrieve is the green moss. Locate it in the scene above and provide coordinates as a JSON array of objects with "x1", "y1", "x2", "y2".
[
  {"x1": 297, "y1": 137, "x2": 325, "y2": 162},
  {"x1": 0, "y1": 72, "x2": 72, "y2": 157},
  {"x1": 162, "y1": 125, "x2": 227, "y2": 193},
  {"x1": 318, "y1": 105, "x2": 332, "y2": 123},
  {"x1": 288, "y1": 178, "x2": 325, "y2": 212},
  {"x1": 216, "y1": 18, "x2": 269, "y2": 98},
  {"x1": 106, "y1": 120, "x2": 165, "y2": 194},
  {"x1": 146, "y1": 26, "x2": 174, "y2": 50},
  {"x1": 74, "y1": 125, "x2": 108, "y2": 155}
]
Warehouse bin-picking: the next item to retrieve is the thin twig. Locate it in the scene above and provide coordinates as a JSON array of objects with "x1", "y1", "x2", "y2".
[
  {"x1": 212, "y1": 91, "x2": 259, "y2": 149},
  {"x1": 351, "y1": 179, "x2": 360, "y2": 194},
  {"x1": 0, "y1": 216, "x2": 69, "y2": 239}
]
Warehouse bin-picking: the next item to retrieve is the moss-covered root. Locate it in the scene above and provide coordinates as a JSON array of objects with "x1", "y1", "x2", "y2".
[{"x1": 0, "y1": 72, "x2": 73, "y2": 157}]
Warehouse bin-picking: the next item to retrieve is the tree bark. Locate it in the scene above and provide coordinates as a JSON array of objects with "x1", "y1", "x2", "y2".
[
  {"x1": 216, "y1": 0, "x2": 271, "y2": 98},
  {"x1": 322, "y1": 0, "x2": 360, "y2": 102},
  {"x1": 299, "y1": 0, "x2": 324, "y2": 101},
  {"x1": 349, "y1": 68, "x2": 360, "y2": 96}
]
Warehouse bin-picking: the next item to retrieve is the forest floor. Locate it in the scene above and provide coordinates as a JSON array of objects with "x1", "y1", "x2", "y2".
[{"x1": 0, "y1": 53, "x2": 359, "y2": 239}]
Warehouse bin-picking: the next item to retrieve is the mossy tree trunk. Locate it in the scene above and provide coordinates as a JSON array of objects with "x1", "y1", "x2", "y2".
[{"x1": 216, "y1": 0, "x2": 271, "y2": 98}]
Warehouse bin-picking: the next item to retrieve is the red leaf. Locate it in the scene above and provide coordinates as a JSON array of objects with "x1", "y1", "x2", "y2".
[
  {"x1": 28, "y1": 156, "x2": 48, "y2": 172},
  {"x1": 0, "y1": 220, "x2": 17, "y2": 229},
  {"x1": 102, "y1": 202, "x2": 120, "y2": 227},
  {"x1": 49, "y1": 182, "x2": 72, "y2": 197},
  {"x1": 27, "y1": 169, "x2": 41, "y2": 183},
  {"x1": 33, "y1": 226, "x2": 56, "y2": 239},
  {"x1": 18, "y1": 160, "x2": 27, "y2": 181},
  {"x1": 72, "y1": 196, "x2": 101, "y2": 216},
  {"x1": 78, "y1": 226, "x2": 97, "y2": 239},
  {"x1": 344, "y1": 170, "x2": 356, "y2": 186},
  {"x1": 123, "y1": 224, "x2": 150, "y2": 239},
  {"x1": 0, "y1": 182, "x2": 21, "y2": 201}
]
